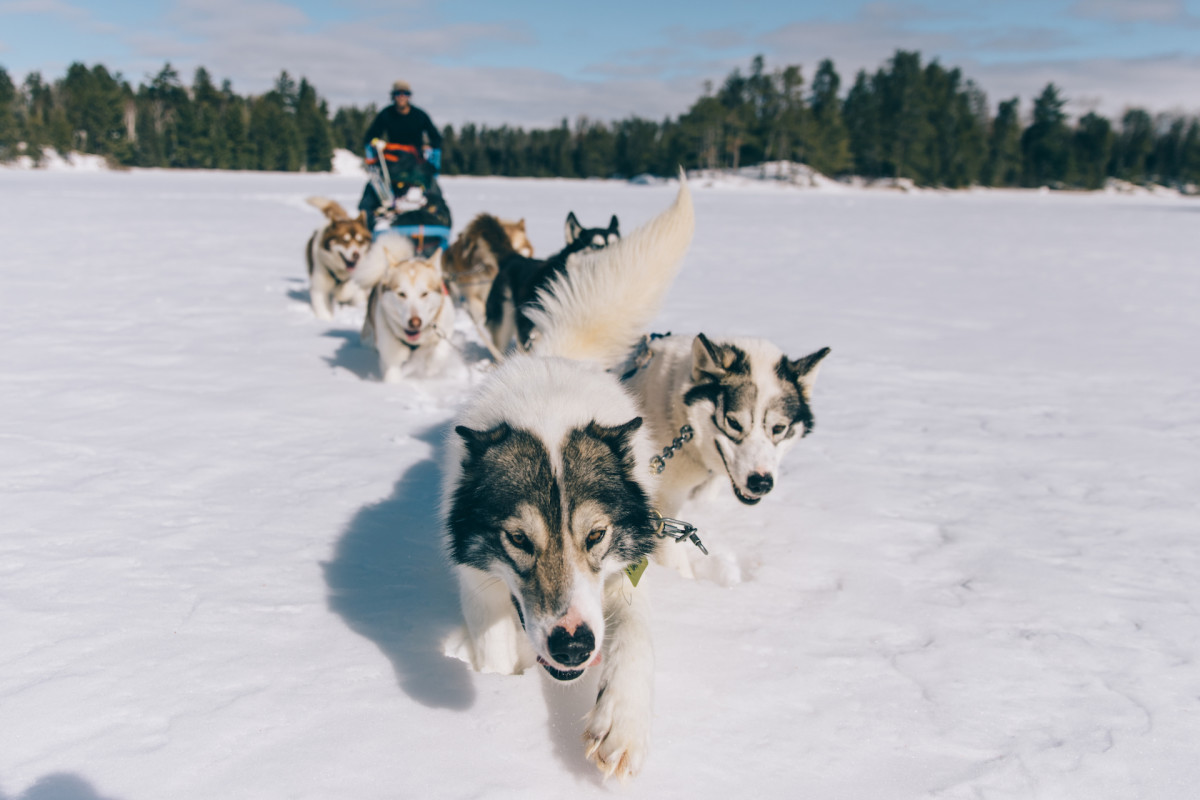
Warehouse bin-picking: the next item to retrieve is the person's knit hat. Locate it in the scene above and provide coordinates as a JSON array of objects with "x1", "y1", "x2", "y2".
[{"x1": 391, "y1": 80, "x2": 412, "y2": 95}]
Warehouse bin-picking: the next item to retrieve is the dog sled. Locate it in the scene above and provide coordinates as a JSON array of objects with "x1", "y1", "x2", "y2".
[{"x1": 362, "y1": 142, "x2": 452, "y2": 257}]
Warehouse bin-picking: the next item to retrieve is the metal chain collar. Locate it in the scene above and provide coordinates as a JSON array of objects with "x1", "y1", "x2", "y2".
[{"x1": 649, "y1": 424, "x2": 693, "y2": 475}]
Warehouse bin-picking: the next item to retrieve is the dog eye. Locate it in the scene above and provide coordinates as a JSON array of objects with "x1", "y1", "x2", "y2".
[
  {"x1": 421, "y1": 291, "x2": 430, "y2": 299},
  {"x1": 772, "y1": 424, "x2": 787, "y2": 436},
  {"x1": 725, "y1": 415, "x2": 743, "y2": 433},
  {"x1": 397, "y1": 291, "x2": 407, "y2": 299},
  {"x1": 506, "y1": 531, "x2": 533, "y2": 553},
  {"x1": 585, "y1": 527, "x2": 607, "y2": 549}
]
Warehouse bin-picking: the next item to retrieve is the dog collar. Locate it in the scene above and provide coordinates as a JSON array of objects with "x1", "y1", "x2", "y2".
[
  {"x1": 625, "y1": 510, "x2": 707, "y2": 587},
  {"x1": 649, "y1": 424, "x2": 694, "y2": 475}
]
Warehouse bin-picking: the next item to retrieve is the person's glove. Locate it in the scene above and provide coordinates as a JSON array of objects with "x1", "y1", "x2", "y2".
[
  {"x1": 424, "y1": 147, "x2": 442, "y2": 170},
  {"x1": 368, "y1": 138, "x2": 386, "y2": 158}
]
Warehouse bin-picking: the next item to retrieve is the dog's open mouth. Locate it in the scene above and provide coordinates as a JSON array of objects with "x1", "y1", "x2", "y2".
[
  {"x1": 403, "y1": 327, "x2": 423, "y2": 342},
  {"x1": 731, "y1": 480, "x2": 763, "y2": 506},
  {"x1": 536, "y1": 651, "x2": 601, "y2": 682},
  {"x1": 537, "y1": 656, "x2": 585, "y2": 681}
]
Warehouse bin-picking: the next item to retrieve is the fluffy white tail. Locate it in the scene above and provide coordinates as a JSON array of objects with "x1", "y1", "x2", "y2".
[
  {"x1": 526, "y1": 172, "x2": 694, "y2": 365},
  {"x1": 353, "y1": 232, "x2": 414, "y2": 289}
]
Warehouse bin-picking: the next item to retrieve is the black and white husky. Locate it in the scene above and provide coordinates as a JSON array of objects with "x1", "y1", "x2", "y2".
[
  {"x1": 483, "y1": 212, "x2": 620, "y2": 354},
  {"x1": 621, "y1": 334, "x2": 829, "y2": 577},
  {"x1": 441, "y1": 180, "x2": 692, "y2": 780}
]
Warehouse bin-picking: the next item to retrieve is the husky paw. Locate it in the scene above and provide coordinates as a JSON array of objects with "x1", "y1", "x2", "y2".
[
  {"x1": 692, "y1": 549, "x2": 742, "y2": 586},
  {"x1": 442, "y1": 621, "x2": 532, "y2": 675},
  {"x1": 652, "y1": 540, "x2": 696, "y2": 580},
  {"x1": 582, "y1": 685, "x2": 650, "y2": 781}
]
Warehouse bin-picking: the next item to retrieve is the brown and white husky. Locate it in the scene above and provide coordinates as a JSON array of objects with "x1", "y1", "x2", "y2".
[
  {"x1": 304, "y1": 196, "x2": 371, "y2": 320},
  {"x1": 357, "y1": 234, "x2": 456, "y2": 382}
]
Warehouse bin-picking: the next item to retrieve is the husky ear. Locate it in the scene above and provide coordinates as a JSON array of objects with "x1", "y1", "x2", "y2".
[
  {"x1": 608, "y1": 215, "x2": 619, "y2": 234},
  {"x1": 516, "y1": 218, "x2": 526, "y2": 230},
  {"x1": 783, "y1": 347, "x2": 831, "y2": 395},
  {"x1": 427, "y1": 247, "x2": 444, "y2": 274},
  {"x1": 455, "y1": 422, "x2": 513, "y2": 457},
  {"x1": 356, "y1": 210, "x2": 367, "y2": 225},
  {"x1": 564, "y1": 212, "x2": 582, "y2": 244},
  {"x1": 586, "y1": 417, "x2": 642, "y2": 451},
  {"x1": 691, "y1": 333, "x2": 732, "y2": 383}
]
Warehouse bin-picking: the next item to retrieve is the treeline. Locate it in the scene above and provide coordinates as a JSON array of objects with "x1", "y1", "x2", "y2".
[
  {"x1": 0, "y1": 64, "x2": 334, "y2": 171},
  {"x1": 2, "y1": 53, "x2": 1199, "y2": 190}
]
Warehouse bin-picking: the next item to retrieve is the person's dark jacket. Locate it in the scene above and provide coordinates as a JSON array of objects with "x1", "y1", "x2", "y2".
[{"x1": 362, "y1": 105, "x2": 442, "y2": 151}]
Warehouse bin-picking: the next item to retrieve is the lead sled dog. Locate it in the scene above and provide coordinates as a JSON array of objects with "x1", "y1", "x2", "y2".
[
  {"x1": 441, "y1": 175, "x2": 694, "y2": 780},
  {"x1": 621, "y1": 333, "x2": 829, "y2": 578}
]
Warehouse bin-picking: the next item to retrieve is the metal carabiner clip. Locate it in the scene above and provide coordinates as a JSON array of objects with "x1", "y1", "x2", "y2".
[{"x1": 650, "y1": 510, "x2": 709, "y2": 555}]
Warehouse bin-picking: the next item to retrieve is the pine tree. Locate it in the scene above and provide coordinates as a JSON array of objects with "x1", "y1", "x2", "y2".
[
  {"x1": 982, "y1": 98, "x2": 1021, "y2": 186},
  {"x1": 807, "y1": 59, "x2": 851, "y2": 176},
  {"x1": 844, "y1": 70, "x2": 882, "y2": 178},
  {"x1": 295, "y1": 79, "x2": 333, "y2": 171},
  {"x1": 1021, "y1": 83, "x2": 1071, "y2": 186},
  {"x1": 1112, "y1": 108, "x2": 1154, "y2": 182},
  {"x1": 0, "y1": 66, "x2": 16, "y2": 159},
  {"x1": 1070, "y1": 112, "x2": 1113, "y2": 190}
]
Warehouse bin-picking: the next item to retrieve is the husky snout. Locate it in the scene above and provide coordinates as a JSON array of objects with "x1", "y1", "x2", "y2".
[
  {"x1": 547, "y1": 619, "x2": 595, "y2": 667},
  {"x1": 745, "y1": 471, "x2": 774, "y2": 496}
]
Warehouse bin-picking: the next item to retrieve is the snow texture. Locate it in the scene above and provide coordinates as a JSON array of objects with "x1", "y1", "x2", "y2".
[{"x1": 1, "y1": 169, "x2": 1198, "y2": 799}]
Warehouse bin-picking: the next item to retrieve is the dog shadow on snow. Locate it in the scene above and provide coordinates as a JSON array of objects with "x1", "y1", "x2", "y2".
[
  {"x1": 321, "y1": 329, "x2": 379, "y2": 381},
  {"x1": 322, "y1": 422, "x2": 474, "y2": 710}
]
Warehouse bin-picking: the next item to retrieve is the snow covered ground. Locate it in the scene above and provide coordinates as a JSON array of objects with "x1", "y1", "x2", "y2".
[{"x1": 1, "y1": 169, "x2": 1198, "y2": 799}]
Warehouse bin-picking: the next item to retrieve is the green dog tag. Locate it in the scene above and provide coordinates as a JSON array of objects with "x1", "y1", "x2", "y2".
[{"x1": 624, "y1": 557, "x2": 649, "y2": 587}]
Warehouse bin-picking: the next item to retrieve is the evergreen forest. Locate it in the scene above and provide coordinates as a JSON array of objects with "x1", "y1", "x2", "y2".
[{"x1": 1, "y1": 53, "x2": 1198, "y2": 190}]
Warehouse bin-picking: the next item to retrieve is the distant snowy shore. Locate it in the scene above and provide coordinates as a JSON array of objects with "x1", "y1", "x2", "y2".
[{"x1": 3, "y1": 147, "x2": 1194, "y2": 198}]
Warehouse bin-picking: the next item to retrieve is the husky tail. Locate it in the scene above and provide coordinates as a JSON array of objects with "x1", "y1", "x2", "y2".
[
  {"x1": 305, "y1": 195, "x2": 350, "y2": 221},
  {"x1": 526, "y1": 170, "x2": 693, "y2": 365}
]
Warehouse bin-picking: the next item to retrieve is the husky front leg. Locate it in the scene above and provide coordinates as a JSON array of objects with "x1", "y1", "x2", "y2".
[
  {"x1": 583, "y1": 573, "x2": 654, "y2": 780},
  {"x1": 309, "y1": 267, "x2": 336, "y2": 320},
  {"x1": 443, "y1": 565, "x2": 534, "y2": 674},
  {"x1": 375, "y1": 328, "x2": 413, "y2": 383},
  {"x1": 335, "y1": 279, "x2": 368, "y2": 308}
]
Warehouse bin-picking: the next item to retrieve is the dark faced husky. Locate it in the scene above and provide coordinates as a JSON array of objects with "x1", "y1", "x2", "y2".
[
  {"x1": 621, "y1": 334, "x2": 829, "y2": 578},
  {"x1": 441, "y1": 179, "x2": 691, "y2": 780},
  {"x1": 483, "y1": 212, "x2": 620, "y2": 355},
  {"x1": 304, "y1": 196, "x2": 372, "y2": 320}
]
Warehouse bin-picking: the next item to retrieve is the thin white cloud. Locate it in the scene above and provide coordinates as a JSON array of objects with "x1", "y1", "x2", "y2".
[
  {"x1": 0, "y1": 0, "x2": 119, "y2": 34},
  {"x1": 1069, "y1": 0, "x2": 1199, "y2": 24}
]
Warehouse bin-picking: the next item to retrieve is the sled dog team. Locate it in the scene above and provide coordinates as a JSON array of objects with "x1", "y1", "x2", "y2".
[{"x1": 304, "y1": 180, "x2": 830, "y2": 780}]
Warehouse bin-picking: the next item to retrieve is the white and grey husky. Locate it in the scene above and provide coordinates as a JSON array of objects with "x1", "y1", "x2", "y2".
[
  {"x1": 621, "y1": 333, "x2": 829, "y2": 577},
  {"x1": 441, "y1": 177, "x2": 694, "y2": 780},
  {"x1": 357, "y1": 233, "x2": 457, "y2": 382}
]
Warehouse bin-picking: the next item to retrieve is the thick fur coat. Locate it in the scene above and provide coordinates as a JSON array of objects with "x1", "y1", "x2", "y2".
[{"x1": 441, "y1": 177, "x2": 693, "y2": 780}]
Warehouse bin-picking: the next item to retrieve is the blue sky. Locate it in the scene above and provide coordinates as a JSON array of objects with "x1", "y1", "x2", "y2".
[{"x1": 2, "y1": 0, "x2": 1199, "y2": 127}]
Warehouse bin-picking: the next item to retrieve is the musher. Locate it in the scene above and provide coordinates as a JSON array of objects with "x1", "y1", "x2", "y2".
[{"x1": 359, "y1": 79, "x2": 443, "y2": 229}]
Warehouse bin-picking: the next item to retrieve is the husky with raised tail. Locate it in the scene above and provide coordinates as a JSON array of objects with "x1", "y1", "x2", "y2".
[
  {"x1": 304, "y1": 196, "x2": 371, "y2": 319},
  {"x1": 357, "y1": 233, "x2": 456, "y2": 382},
  {"x1": 442, "y1": 177, "x2": 692, "y2": 780},
  {"x1": 621, "y1": 334, "x2": 829, "y2": 578}
]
